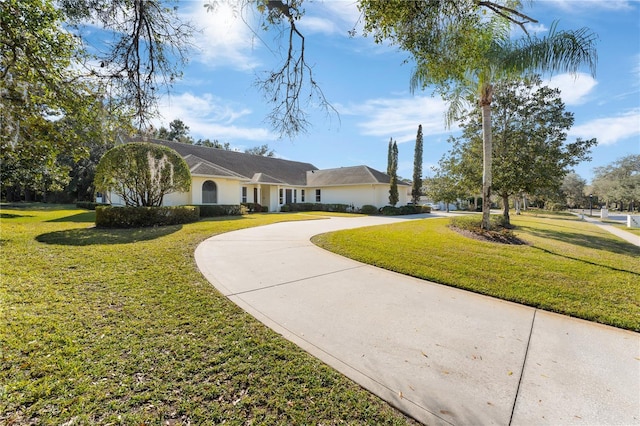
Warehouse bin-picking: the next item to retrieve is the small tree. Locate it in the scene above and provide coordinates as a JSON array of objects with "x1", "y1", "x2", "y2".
[
  {"x1": 412, "y1": 125, "x2": 424, "y2": 205},
  {"x1": 95, "y1": 143, "x2": 191, "y2": 207},
  {"x1": 388, "y1": 139, "x2": 399, "y2": 206}
]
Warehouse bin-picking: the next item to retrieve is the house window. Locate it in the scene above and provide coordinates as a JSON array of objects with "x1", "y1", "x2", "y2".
[
  {"x1": 301, "y1": 189, "x2": 305, "y2": 202},
  {"x1": 294, "y1": 189, "x2": 297, "y2": 203},
  {"x1": 242, "y1": 187, "x2": 247, "y2": 203},
  {"x1": 202, "y1": 180, "x2": 217, "y2": 204},
  {"x1": 315, "y1": 189, "x2": 321, "y2": 202},
  {"x1": 279, "y1": 188, "x2": 284, "y2": 204}
]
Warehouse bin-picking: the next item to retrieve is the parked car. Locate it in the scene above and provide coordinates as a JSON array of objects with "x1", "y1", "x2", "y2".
[{"x1": 424, "y1": 203, "x2": 440, "y2": 211}]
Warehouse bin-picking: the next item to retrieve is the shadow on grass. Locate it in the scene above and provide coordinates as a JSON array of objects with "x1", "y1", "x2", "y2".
[
  {"x1": 0, "y1": 213, "x2": 34, "y2": 219},
  {"x1": 36, "y1": 225, "x2": 182, "y2": 246},
  {"x1": 517, "y1": 224, "x2": 637, "y2": 255},
  {"x1": 46, "y1": 211, "x2": 96, "y2": 223},
  {"x1": 530, "y1": 245, "x2": 640, "y2": 276}
]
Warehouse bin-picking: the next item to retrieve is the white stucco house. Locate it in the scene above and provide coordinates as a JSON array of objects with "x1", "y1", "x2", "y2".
[{"x1": 107, "y1": 138, "x2": 410, "y2": 212}]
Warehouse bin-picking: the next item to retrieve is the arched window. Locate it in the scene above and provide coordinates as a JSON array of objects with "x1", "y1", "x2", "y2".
[{"x1": 202, "y1": 180, "x2": 217, "y2": 204}]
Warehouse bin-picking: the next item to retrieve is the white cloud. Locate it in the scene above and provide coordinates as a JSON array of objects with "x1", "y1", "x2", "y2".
[
  {"x1": 548, "y1": 0, "x2": 633, "y2": 11},
  {"x1": 299, "y1": 1, "x2": 362, "y2": 36},
  {"x1": 569, "y1": 109, "x2": 640, "y2": 145},
  {"x1": 545, "y1": 72, "x2": 598, "y2": 105},
  {"x1": 186, "y1": 2, "x2": 262, "y2": 71},
  {"x1": 341, "y1": 96, "x2": 455, "y2": 143},
  {"x1": 154, "y1": 92, "x2": 274, "y2": 142},
  {"x1": 523, "y1": 23, "x2": 548, "y2": 35}
]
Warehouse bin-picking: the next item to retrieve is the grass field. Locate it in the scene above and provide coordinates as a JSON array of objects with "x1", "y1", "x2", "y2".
[
  {"x1": 1, "y1": 205, "x2": 415, "y2": 425},
  {"x1": 313, "y1": 212, "x2": 640, "y2": 331}
]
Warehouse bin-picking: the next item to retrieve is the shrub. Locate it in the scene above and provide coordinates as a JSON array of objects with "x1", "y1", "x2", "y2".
[
  {"x1": 381, "y1": 206, "x2": 400, "y2": 216},
  {"x1": 399, "y1": 205, "x2": 422, "y2": 215},
  {"x1": 96, "y1": 205, "x2": 199, "y2": 228},
  {"x1": 421, "y1": 205, "x2": 432, "y2": 213},
  {"x1": 193, "y1": 204, "x2": 242, "y2": 217},
  {"x1": 323, "y1": 203, "x2": 349, "y2": 213},
  {"x1": 360, "y1": 205, "x2": 378, "y2": 215},
  {"x1": 283, "y1": 203, "x2": 350, "y2": 213},
  {"x1": 286, "y1": 203, "x2": 314, "y2": 211},
  {"x1": 449, "y1": 215, "x2": 517, "y2": 237},
  {"x1": 241, "y1": 202, "x2": 263, "y2": 213}
]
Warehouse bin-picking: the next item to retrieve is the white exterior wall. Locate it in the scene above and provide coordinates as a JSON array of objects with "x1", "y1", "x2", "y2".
[
  {"x1": 191, "y1": 176, "x2": 241, "y2": 205},
  {"x1": 108, "y1": 180, "x2": 409, "y2": 210},
  {"x1": 310, "y1": 184, "x2": 410, "y2": 208},
  {"x1": 163, "y1": 191, "x2": 190, "y2": 206}
]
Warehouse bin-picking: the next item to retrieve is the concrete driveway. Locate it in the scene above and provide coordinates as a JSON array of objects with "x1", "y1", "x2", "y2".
[{"x1": 195, "y1": 214, "x2": 640, "y2": 425}]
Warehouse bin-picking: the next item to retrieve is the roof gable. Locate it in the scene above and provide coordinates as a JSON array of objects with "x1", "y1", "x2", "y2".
[
  {"x1": 306, "y1": 165, "x2": 395, "y2": 186},
  {"x1": 183, "y1": 154, "x2": 246, "y2": 179}
]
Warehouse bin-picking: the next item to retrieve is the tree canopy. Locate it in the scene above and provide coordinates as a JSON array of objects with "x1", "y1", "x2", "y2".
[
  {"x1": 442, "y1": 76, "x2": 596, "y2": 223},
  {"x1": 592, "y1": 155, "x2": 640, "y2": 211},
  {"x1": 359, "y1": 0, "x2": 597, "y2": 228},
  {"x1": 94, "y1": 143, "x2": 191, "y2": 207},
  {"x1": 1, "y1": 0, "x2": 127, "y2": 201}
]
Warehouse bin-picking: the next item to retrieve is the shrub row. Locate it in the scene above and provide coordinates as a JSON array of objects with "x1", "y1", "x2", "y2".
[
  {"x1": 96, "y1": 205, "x2": 200, "y2": 228},
  {"x1": 76, "y1": 201, "x2": 110, "y2": 210},
  {"x1": 190, "y1": 204, "x2": 243, "y2": 217},
  {"x1": 380, "y1": 205, "x2": 431, "y2": 216},
  {"x1": 281, "y1": 203, "x2": 350, "y2": 213}
]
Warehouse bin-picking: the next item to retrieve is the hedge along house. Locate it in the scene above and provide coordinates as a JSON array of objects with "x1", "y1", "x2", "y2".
[{"x1": 107, "y1": 138, "x2": 409, "y2": 211}]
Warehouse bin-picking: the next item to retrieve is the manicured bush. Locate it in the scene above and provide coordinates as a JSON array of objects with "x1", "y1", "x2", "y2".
[
  {"x1": 241, "y1": 202, "x2": 263, "y2": 213},
  {"x1": 360, "y1": 205, "x2": 378, "y2": 215},
  {"x1": 283, "y1": 203, "x2": 350, "y2": 213},
  {"x1": 449, "y1": 214, "x2": 513, "y2": 232},
  {"x1": 96, "y1": 205, "x2": 200, "y2": 228},
  {"x1": 286, "y1": 203, "x2": 314, "y2": 211},
  {"x1": 381, "y1": 206, "x2": 401, "y2": 216},
  {"x1": 323, "y1": 203, "x2": 349, "y2": 213},
  {"x1": 193, "y1": 204, "x2": 242, "y2": 217},
  {"x1": 399, "y1": 205, "x2": 422, "y2": 215}
]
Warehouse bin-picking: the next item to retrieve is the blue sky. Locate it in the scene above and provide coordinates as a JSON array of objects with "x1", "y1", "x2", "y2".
[{"x1": 151, "y1": 0, "x2": 639, "y2": 184}]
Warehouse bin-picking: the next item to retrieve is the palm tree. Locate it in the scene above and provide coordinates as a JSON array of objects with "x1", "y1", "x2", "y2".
[{"x1": 412, "y1": 22, "x2": 597, "y2": 229}]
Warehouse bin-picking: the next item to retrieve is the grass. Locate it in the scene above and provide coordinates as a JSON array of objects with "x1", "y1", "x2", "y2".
[
  {"x1": 1, "y1": 205, "x2": 415, "y2": 425},
  {"x1": 312, "y1": 212, "x2": 640, "y2": 332}
]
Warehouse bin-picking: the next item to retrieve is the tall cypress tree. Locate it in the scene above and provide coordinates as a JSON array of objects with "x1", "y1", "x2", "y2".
[
  {"x1": 412, "y1": 124, "x2": 423, "y2": 205},
  {"x1": 388, "y1": 139, "x2": 399, "y2": 206},
  {"x1": 387, "y1": 138, "x2": 393, "y2": 175}
]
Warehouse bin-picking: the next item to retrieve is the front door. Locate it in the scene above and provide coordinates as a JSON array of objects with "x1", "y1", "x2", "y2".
[{"x1": 285, "y1": 189, "x2": 293, "y2": 204}]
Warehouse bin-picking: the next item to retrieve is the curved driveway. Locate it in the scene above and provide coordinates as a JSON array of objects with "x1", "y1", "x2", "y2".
[{"x1": 195, "y1": 214, "x2": 639, "y2": 425}]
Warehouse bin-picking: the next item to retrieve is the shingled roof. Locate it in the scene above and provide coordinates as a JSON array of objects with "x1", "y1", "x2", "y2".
[
  {"x1": 133, "y1": 138, "x2": 318, "y2": 186},
  {"x1": 306, "y1": 165, "x2": 405, "y2": 186}
]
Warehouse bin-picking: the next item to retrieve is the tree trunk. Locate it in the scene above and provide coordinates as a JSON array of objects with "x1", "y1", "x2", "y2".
[
  {"x1": 480, "y1": 85, "x2": 493, "y2": 230},
  {"x1": 502, "y1": 194, "x2": 510, "y2": 225}
]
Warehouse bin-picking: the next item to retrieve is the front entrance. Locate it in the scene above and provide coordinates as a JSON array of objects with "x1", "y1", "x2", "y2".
[{"x1": 285, "y1": 189, "x2": 293, "y2": 204}]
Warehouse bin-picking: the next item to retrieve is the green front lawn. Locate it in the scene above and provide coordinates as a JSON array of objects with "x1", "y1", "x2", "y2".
[
  {"x1": 1, "y1": 205, "x2": 415, "y2": 425},
  {"x1": 312, "y1": 213, "x2": 640, "y2": 331}
]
